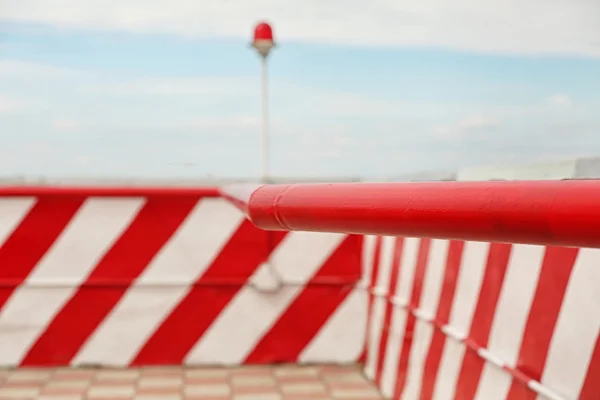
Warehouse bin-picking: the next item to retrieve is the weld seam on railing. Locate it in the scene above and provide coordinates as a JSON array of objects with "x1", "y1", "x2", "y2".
[
  {"x1": 272, "y1": 184, "x2": 293, "y2": 231},
  {"x1": 367, "y1": 287, "x2": 566, "y2": 400}
]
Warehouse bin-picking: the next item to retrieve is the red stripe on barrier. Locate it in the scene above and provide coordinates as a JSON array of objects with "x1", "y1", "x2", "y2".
[
  {"x1": 232, "y1": 181, "x2": 600, "y2": 249},
  {"x1": 419, "y1": 240, "x2": 465, "y2": 400},
  {"x1": 0, "y1": 197, "x2": 84, "y2": 310},
  {"x1": 579, "y1": 334, "x2": 600, "y2": 399},
  {"x1": 453, "y1": 243, "x2": 512, "y2": 400},
  {"x1": 506, "y1": 246, "x2": 578, "y2": 399},
  {"x1": 131, "y1": 223, "x2": 285, "y2": 365},
  {"x1": 374, "y1": 238, "x2": 404, "y2": 386},
  {"x1": 21, "y1": 196, "x2": 198, "y2": 366},
  {"x1": 244, "y1": 235, "x2": 361, "y2": 363},
  {"x1": 392, "y1": 239, "x2": 431, "y2": 399},
  {"x1": 0, "y1": 186, "x2": 220, "y2": 198}
]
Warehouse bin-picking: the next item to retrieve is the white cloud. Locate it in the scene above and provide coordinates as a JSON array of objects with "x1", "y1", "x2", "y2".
[
  {"x1": 458, "y1": 115, "x2": 500, "y2": 130},
  {"x1": 274, "y1": 83, "x2": 412, "y2": 117},
  {"x1": 97, "y1": 77, "x2": 415, "y2": 118},
  {"x1": 547, "y1": 94, "x2": 573, "y2": 108},
  {"x1": 72, "y1": 155, "x2": 92, "y2": 166},
  {"x1": 435, "y1": 114, "x2": 500, "y2": 138},
  {"x1": 98, "y1": 78, "x2": 255, "y2": 96},
  {"x1": 1, "y1": 0, "x2": 599, "y2": 57},
  {"x1": 184, "y1": 115, "x2": 264, "y2": 130},
  {"x1": 0, "y1": 96, "x2": 24, "y2": 113},
  {"x1": 51, "y1": 119, "x2": 79, "y2": 130},
  {"x1": 0, "y1": 60, "x2": 80, "y2": 79}
]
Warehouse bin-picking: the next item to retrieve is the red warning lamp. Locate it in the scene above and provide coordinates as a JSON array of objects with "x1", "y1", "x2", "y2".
[
  {"x1": 252, "y1": 21, "x2": 275, "y2": 58},
  {"x1": 254, "y1": 22, "x2": 273, "y2": 41}
]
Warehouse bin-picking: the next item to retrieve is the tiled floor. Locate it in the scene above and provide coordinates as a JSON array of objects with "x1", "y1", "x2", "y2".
[{"x1": 0, "y1": 364, "x2": 385, "y2": 399}]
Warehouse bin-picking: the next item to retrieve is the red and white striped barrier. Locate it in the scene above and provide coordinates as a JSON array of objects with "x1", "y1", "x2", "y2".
[
  {"x1": 362, "y1": 236, "x2": 599, "y2": 400},
  {"x1": 0, "y1": 186, "x2": 364, "y2": 367},
  {"x1": 228, "y1": 182, "x2": 599, "y2": 400},
  {"x1": 0, "y1": 182, "x2": 598, "y2": 400}
]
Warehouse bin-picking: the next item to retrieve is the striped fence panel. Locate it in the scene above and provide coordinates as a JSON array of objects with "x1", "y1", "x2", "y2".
[
  {"x1": 362, "y1": 235, "x2": 600, "y2": 400},
  {"x1": 0, "y1": 187, "x2": 365, "y2": 367}
]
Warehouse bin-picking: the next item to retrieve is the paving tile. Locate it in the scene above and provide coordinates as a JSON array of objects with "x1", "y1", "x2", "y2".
[
  {"x1": 185, "y1": 368, "x2": 229, "y2": 380},
  {"x1": 231, "y1": 375, "x2": 276, "y2": 386},
  {"x1": 8, "y1": 369, "x2": 51, "y2": 381},
  {"x1": 330, "y1": 387, "x2": 384, "y2": 399},
  {"x1": 328, "y1": 380, "x2": 379, "y2": 390},
  {"x1": 87, "y1": 384, "x2": 137, "y2": 398},
  {"x1": 234, "y1": 386, "x2": 280, "y2": 395},
  {"x1": 135, "y1": 386, "x2": 182, "y2": 396},
  {"x1": 0, "y1": 381, "x2": 46, "y2": 389},
  {"x1": 0, "y1": 386, "x2": 41, "y2": 398},
  {"x1": 323, "y1": 371, "x2": 366, "y2": 382},
  {"x1": 45, "y1": 379, "x2": 90, "y2": 389},
  {"x1": 0, "y1": 364, "x2": 384, "y2": 400},
  {"x1": 37, "y1": 396, "x2": 83, "y2": 400},
  {"x1": 137, "y1": 377, "x2": 182, "y2": 388},
  {"x1": 40, "y1": 385, "x2": 89, "y2": 396},
  {"x1": 85, "y1": 397, "x2": 135, "y2": 400},
  {"x1": 184, "y1": 383, "x2": 231, "y2": 396},
  {"x1": 95, "y1": 370, "x2": 140, "y2": 382},
  {"x1": 140, "y1": 367, "x2": 184, "y2": 378},
  {"x1": 229, "y1": 366, "x2": 273, "y2": 377},
  {"x1": 51, "y1": 370, "x2": 95, "y2": 383},
  {"x1": 273, "y1": 366, "x2": 321, "y2": 378},
  {"x1": 280, "y1": 381, "x2": 328, "y2": 394},
  {"x1": 133, "y1": 395, "x2": 181, "y2": 400},
  {"x1": 233, "y1": 394, "x2": 281, "y2": 400}
]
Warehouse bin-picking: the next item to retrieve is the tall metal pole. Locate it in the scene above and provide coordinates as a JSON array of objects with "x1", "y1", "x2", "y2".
[
  {"x1": 250, "y1": 22, "x2": 280, "y2": 292},
  {"x1": 261, "y1": 56, "x2": 270, "y2": 183}
]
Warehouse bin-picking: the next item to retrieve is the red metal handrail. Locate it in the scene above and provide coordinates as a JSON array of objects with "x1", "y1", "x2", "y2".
[{"x1": 221, "y1": 180, "x2": 600, "y2": 248}]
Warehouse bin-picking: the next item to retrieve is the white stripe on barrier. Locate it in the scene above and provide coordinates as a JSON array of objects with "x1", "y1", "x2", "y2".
[
  {"x1": 73, "y1": 198, "x2": 244, "y2": 366},
  {"x1": 360, "y1": 235, "x2": 377, "y2": 289},
  {"x1": 184, "y1": 232, "x2": 346, "y2": 364},
  {"x1": 299, "y1": 288, "x2": 366, "y2": 363},
  {"x1": 539, "y1": 248, "x2": 600, "y2": 400},
  {"x1": 432, "y1": 241, "x2": 489, "y2": 399},
  {"x1": 402, "y1": 239, "x2": 449, "y2": 399},
  {"x1": 0, "y1": 198, "x2": 144, "y2": 366},
  {"x1": 364, "y1": 236, "x2": 395, "y2": 379},
  {"x1": 474, "y1": 244, "x2": 545, "y2": 400},
  {"x1": 0, "y1": 198, "x2": 36, "y2": 245},
  {"x1": 379, "y1": 237, "x2": 420, "y2": 397}
]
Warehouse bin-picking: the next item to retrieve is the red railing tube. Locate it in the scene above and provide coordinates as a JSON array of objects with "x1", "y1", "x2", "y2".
[{"x1": 237, "y1": 180, "x2": 600, "y2": 248}]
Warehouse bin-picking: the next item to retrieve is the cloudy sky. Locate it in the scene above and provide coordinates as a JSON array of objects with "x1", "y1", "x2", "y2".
[{"x1": 1, "y1": 1, "x2": 599, "y2": 180}]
